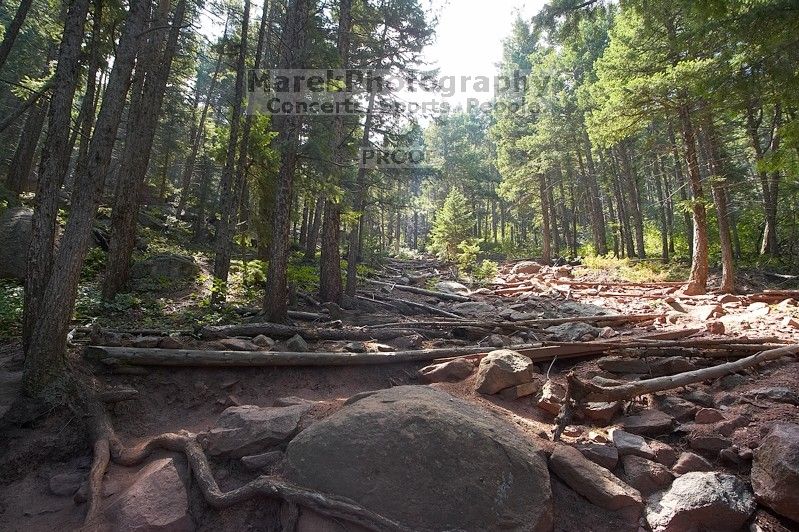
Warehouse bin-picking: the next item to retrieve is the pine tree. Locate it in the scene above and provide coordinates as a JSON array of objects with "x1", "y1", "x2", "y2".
[{"x1": 430, "y1": 188, "x2": 473, "y2": 260}]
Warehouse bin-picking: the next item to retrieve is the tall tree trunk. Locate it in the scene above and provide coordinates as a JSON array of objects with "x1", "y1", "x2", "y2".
[
  {"x1": 319, "y1": 0, "x2": 352, "y2": 304},
  {"x1": 678, "y1": 102, "x2": 709, "y2": 295},
  {"x1": 304, "y1": 196, "x2": 323, "y2": 260},
  {"x1": 618, "y1": 142, "x2": 645, "y2": 258},
  {"x1": 701, "y1": 112, "x2": 735, "y2": 293},
  {"x1": 669, "y1": 125, "x2": 693, "y2": 257},
  {"x1": 22, "y1": 0, "x2": 91, "y2": 351},
  {"x1": 102, "y1": 0, "x2": 186, "y2": 300},
  {"x1": 652, "y1": 156, "x2": 669, "y2": 263},
  {"x1": 6, "y1": 102, "x2": 47, "y2": 193},
  {"x1": 263, "y1": 0, "x2": 310, "y2": 321},
  {"x1": 23, "y1": 0, "x2": 150, "y2": 399},
  {"x1": 191, "y1": 156, "x2": 212, "y2": 243},
  {"x1": 539, "y1": 174, "x2": 552, "y2": 264},
  {"x1": 578, "y1": 130, "x2": 608, "y2": 254},
  {"x1": 176, "y1": 13, "x2": 230, "y2": 216},
  {"x1": 0, "y1": 0, "x2": 33, "y2": 71},
  {"x1": 211, "y1": 0, "x2": 251, "y2": 306}
]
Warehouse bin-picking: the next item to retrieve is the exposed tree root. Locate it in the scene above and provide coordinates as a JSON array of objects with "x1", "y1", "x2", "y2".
[{"x1": 78, "y1": 392, "x2": 412, "y2": 531}]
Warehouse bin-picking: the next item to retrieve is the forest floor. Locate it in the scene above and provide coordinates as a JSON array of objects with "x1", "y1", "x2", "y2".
[{"x1": 1, "y1": 255, "x2": 799, "y2": 531}]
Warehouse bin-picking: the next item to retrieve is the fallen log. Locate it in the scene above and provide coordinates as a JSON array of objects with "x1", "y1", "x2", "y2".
[
  {"x1": 362, "y1": 292, "x2": 464, "y2": 319},
  {"x1": 198, "y1": 323, "x2": 446, "y2": 341},
  {"x1": 364, "y1": 279, "x2": 470, "y2": 302},
  {"x1": 368, "y1": 313, "x2": 660, "y2": 331},
  {"x1": 84, "y1": 344, "x2": 535, "y2": 367}
]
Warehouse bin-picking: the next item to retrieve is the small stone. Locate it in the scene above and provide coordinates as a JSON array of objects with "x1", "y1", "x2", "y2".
[
  {"x1": 683, "y1": 389, "x2": 714, "y2": 407},
  {"x1": 252, "y1": 335, "x2": 275, "y2": 348},
  {"x1": 747, "y1": 302, "x2": 771, "y2": 316},
  {"x1": 691, "y1": 304, "x2": 725, "y2": 321},
  {"x1": 612, "y1": 429, "x2": 655, "y2": 459},
  {"x1": 695, "y1": 408, "x2": 724, "y2": 424},
  {"x1": 689, "y1": 434, "x2": 731, "y2": 454},
  {"x1": 621, "y1": 455, "x2": 674, "y2": 496},
  {"x1": 285, "y1": 334, "x2": 309, "y2": 352},
  {"x1": 649, "y1": 441, "x2": 678, "y2": 468},
  {"x1": 419, "y1": 359, "x2": 475, "y2": 384},
  {"x1": 704, "y1": 321, "x2": 726, "y2": 335},
  {"x1": 219, "y1": 338, "x2": 260, "y2": 351},
  {"x1": 658, "y1": 396, "x2": 699, "y2": 422},
  {"x1": 622, "y1": 410, "x2": 674, "y2": 436},
  {"x1": 241, "y1": 450, "x2": 283, "y2": 471},
  {"x1": 158, "y1": 336, "x2": 184, "y2": 349},
  {"x1": 511, "y1": 261, "x2": 541, "y2": 275},
  {"x1": 718, "y1": 294, "x2": 740, "y2": 304},
  {"x1": 781, "y1": 316, "x2": 799, "y2": 329},
  {"x1": 580, "y1": 401, "x2": 621, "y2": 426},
  {"x1": 499, "y1": 379, "x2": 543, "y2": 400},
  {"x1": 718, "y1": 373, "x2": 747, "y2": 390},
  {"x1": 599, "y1": 326, "x2": 617, "y2": 339},
  {"x1": 576, "y1": 443, "x2": 619, "y2": 470},
  {"x1": 48, "y1": 472, "x2": 84, "y2": 496},
  {"x1": 345, "y1": 341, "x2": 367, "y2": 353},
  {"x1": 536, "y1": 381, "x2": 566, "y2": 415},
  {"x1": 546, "y1": 322, "x2": 600, "y2": 341},
  {"x1": 672, "y1": 452, "x2": 713, "y2": 475},
  {"x1": 745, "y1": 386, "x2": 799, "y2": 406}
]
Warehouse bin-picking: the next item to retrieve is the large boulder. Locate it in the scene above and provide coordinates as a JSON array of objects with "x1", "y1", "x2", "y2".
[
  {"x1": 104, "y1": 457, "x2": 194, "y2": 531},
  {"x1": 751, "y1": 423, "x2": 799, "y2": 522},
  {"x1": 645, "y1": 472, "x2": 755, "y2": 532},
  {"x1": 284, "y1": 386, "x2": 553, "y2": 531},
  {"x1": 474, "y1": 349, "x2": 537, "y2": 395},
  {"x1": 545, "y1": 322, "x2": 600, "y2": 341},
  {"x1": 418, "y1": 358, "x2": 475, "y2": 383},
  {"x1": 131, "y1": 253, "x2": 199, "y2": 289},
  {"x1": 0, "y1": 207, "x2": 32, "y2": 281},
  {"x1": 434, "y1": 280, "x2": 470, "y2": 295},
  {"x1": 200, "y1": 402, "x2": 312, "y2": 458},
  {"x1": 511, "y1": 261, "x2": 542, "y2": 275}
]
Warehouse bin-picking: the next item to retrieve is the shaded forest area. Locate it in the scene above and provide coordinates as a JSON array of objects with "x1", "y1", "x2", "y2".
[{"x1": 1, "y1": 0, "x2": 799, "y2": 530}]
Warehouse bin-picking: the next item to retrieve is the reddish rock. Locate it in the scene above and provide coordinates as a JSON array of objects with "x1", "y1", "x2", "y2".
[
  {"x1": 689, "y1": 434, "x2": 731, "y2": 454},
  {"x1": 751, "y1": 423, "x2": 799, "y2": 522},
  {"x1": 672, "y1": 452, "x2": 713, "y2": 475},
  {"x1": 536, "y1": 381, "x2": 566, "y2": 415},
  {"x1": 694, "y1": 408, "x2": 724, "y2": 424},
  {"x1": 105, "y1": 457, "x2": 194, "y2": 531},
  {"x1": 511, "y1": 261, "x2": 542, "y2": 275},
  {"x1": 704, "y1": 321, "x2": 725, "y2": 335},
  {"x1": 657, "y1": 396, "x2": 698, "y2": 422},
  {"x1": 649, "y1": 440, "x2": 678, "y2": 468},
  {"x1": 157, "y1": 336, "x2": 184, "y2": 349},
  {"x1": 580, "y1": 401, "x2": 621, "y2": 426},
  {"x1": 621, "y1": 455, "x2": 674, "y2": 496},
  {"x1": 691, "y1": 305, "x2": 725, "y2": 321},
  {"x1": 419, "y1": 358, "x2": 475, "y2": 384},
  {"x1": 549, "y1": 444, "x2": 642, "y2": 512},
  {"x1": 499, "y1": 378, "x2": 543, "y2": 400}
]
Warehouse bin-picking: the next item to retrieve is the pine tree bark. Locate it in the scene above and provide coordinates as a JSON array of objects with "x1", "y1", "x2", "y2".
[
  {"x1": 211, "y1": 0, "x2": 251, "y2": 307},
  {"x1": 263, "y1": 0, "x2": 310, "y2": 321},
  {"x1": 678, "y1": 102, "x2": 709, "y2": 295},
  {"x1": 102, "y1": 0, "x2": 187, "y2": 300},
  {"x1": 539, "y1": 174, "x2": 552, "y2": 264},
  {"x1": 318, "y1": 0, "x2": 351, "y2": 304},
  {"x1": 652, "y1": 156, "x2": 669, "y2": 262},
  {"x1": 618, "y1": 141, "x2": 645, "y2": 258},
  {"x1": 0, "y1": 0, "x2": 33, "y2": 71},
  {"x1": 23, "y1": 0, "x2": 151, "y2": 398},
  {"x1": 6, "y1": 102, "x2": 47, "y2": 193},
  {"x1": 23, "y1": 0, "x2": 91, "y2": 350},
  {"x1": 578, "y1": 130, "x2": 607, "y2": 255}
]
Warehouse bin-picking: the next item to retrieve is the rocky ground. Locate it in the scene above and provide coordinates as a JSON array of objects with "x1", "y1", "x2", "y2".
[{"x1": 1, "y1": 257, "x2": 798, "y2": 531}]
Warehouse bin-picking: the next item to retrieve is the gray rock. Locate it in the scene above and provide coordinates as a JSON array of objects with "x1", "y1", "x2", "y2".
[
  {"x1": 575, "y1": 443, "x2": 619, "y2": 470},
  {"x1": 657, "y1": 396, "x2": 699, "y2": 422},
  {"x1": 345, "y1": 341, "x2": 368, "y2": 353},
  {"x1": 672, "y1": 452, "x2": 713, "y2": 475},
  {"x1": 612, "y1": 430, "x2": 655, "y2": 459},
  {"x1": 545, "y1": 322, "x2": 600, "y2": 341},
  {"x1": 580, "y1": 401, "x2": 621, "y2": 426},
  {"x1": 599, "y1": 357, "x2": 695, "y2": 377},
  {"x1": 745, "y1": 387, "x2": 799, "y2": 406},
  {"x1": 105, "y1": 457, "x2": 194, "y2": 531},
  {"x1": 536, "y1": 380, "x2": 566, "y2": 415},
  {"x1": 418, "y1": 359, "x2": 475, "y2": 384},
  {"x1": 252, "y1": 335, "x2": 275, "y2": 349},
  {"x1": 549, "y1": 444, "x2": 642, "y2": 512},
  {"x1": 751, "y1": 423, "x2": 799, "y2": 522},
  {"x1": 201, "y1": 402, "x2": 311, "y2": 458},
  {"x1": 621, "y1": 455, "x2": 674, "y2": 496},
  {"x1": 474, "y1": 349, "x2": 536, "y2": 395},
  {"x1": 689, "y1": 434, "x2": 731, "y2": 454},
  {"x1": 451, "y1": 301, "x2": 495, "y2": 316},
  {"x1": 683, "y1": 389, "x2": 714, "y2": 407},
  {"x1": 284, "y1": 386, "x2": 553, "y2": 531},
  {"x1": 285, "y1": 334, "x2": 309, "y2": 352},
  {"x1": 622, "y1": 410, "x2": 674, "y2": 436},
  {"x1": 0, "y1": 207, "x2": 32, "y2": 281},
  {"x1": 219, "y1": 338, "x2": 261, "y2": 351},
  {"x1": 434, "y1": 281, "x2": 470, "y2": 295},
  {"x1": 645, "y1": 472, "x2": 755, "y2": 532},
  {"x1": 48, "y1": 472, "x2": 84, "y2": 496},
  {"x1": 131, "y1": 253, "x2": 199, "y2": 287}
]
